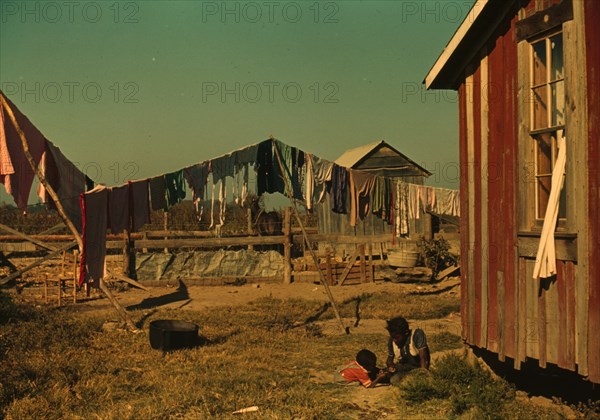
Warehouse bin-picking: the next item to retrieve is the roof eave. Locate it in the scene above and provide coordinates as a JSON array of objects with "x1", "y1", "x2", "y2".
[{"x1": 425, "y1": 0, "x2": 517, "y2": 91}]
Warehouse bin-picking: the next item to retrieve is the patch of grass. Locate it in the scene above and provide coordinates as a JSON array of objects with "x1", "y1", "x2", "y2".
[
  {"x1": 313, "y1": 291, "x2": 460, "y2": 322},
  {"x1": 0, "y1": 293, "x2": 566, "y2": 419},
  {"x1": 400, "y1": 353, "x2": 516, "y2": 418},
  {"x1": 428, "y1": 331, "x2": 462, "y2": 353},
  {"x1": 1, "y1": 296, "x2": 371, "y2": 418}
]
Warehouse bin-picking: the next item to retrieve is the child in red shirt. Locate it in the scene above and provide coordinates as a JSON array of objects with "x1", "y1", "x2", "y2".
[{"x1": 334, "y1": 349, "x2": 389, "y2": 388}]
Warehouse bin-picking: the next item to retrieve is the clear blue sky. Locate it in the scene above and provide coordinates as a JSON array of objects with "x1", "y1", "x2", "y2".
[{"x1": 0, "y1": 0, "x2": 473, "y2": 205}]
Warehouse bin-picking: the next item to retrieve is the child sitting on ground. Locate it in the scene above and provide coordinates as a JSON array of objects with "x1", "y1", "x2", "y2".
[
  {"x1": 334, "y1": 349, "x2": 389, "y2": 388},
  {"x1": 385, "y1": 316, "x2": 430, "y2": 384}
]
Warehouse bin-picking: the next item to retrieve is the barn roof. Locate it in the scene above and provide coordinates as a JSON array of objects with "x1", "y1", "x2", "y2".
[
  {"x1": 335, "y1": 140, "x2": 431, "y2": 177},
  {"x1": 425, "y1": 0, "x2": 515, "y2": 90}
]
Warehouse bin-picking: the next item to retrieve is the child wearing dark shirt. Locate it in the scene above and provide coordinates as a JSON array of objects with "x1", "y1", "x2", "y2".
[
  {"x1": 334, "y1": 349, "x2": 389, "y2": 388},
  {"x1": 385, "y1": 317, "x2": 430, "y2": 384}
]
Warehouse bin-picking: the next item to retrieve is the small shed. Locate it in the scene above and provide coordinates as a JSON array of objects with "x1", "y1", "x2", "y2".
[
  {"x1": 335, "y1": 140, "x2": 431, "y2": 181},
  {"x1": 317, "y1": 141, "x2": 432, "y2": 255},
  {"x1": 425, "y1": 0, "x2": 599, "y2": 383}
]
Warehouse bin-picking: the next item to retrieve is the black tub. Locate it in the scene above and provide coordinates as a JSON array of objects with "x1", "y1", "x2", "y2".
[{"x1": 149, "y1": 320, "x2": 199, "y2": 351}]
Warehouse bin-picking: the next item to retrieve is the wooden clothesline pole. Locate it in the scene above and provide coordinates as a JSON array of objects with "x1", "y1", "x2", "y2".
[
  {"x1": 271, "y1": 138, "x2": 348, "y2": 335},
  {"x1": 0, "y1": 95, "x2": 138, "y2": 332}
]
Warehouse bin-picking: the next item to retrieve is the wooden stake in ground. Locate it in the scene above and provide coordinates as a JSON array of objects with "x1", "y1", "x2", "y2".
[
  {"x1": 0, "y1": 95, "x2": 139, "y2": 332},
  {"x1": 271, "y1": 139, "x2": 348, "y2": 335}
]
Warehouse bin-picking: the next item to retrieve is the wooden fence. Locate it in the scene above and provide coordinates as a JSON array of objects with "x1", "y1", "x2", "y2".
[{"x1": 1, "y1": 208, "x2": 399, "y2": 287}]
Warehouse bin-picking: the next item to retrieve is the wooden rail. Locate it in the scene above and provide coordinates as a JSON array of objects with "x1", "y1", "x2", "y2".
[
  {"x1": 1, "y1": 223, "x2": 393, "y2": 287},
  {"x1": 1, "y1": 233, "x2": 393, "y2": 252}
]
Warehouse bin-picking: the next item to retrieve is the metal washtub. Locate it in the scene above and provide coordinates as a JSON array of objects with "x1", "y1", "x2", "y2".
[{"x1": 149, "y1": 319, "x2": 199, "y2": 351}]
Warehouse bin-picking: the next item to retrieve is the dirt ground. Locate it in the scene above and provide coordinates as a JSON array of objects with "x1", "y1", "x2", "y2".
[
  {"x1": 70, "y1": 278, "x2": 461, "y2": 332},
  {"x1": 87, "y1": 279, "x2": 463, "y2": 418},
  {"x1": 7, "y1": 268, "x2": 582, "y2": 418}
]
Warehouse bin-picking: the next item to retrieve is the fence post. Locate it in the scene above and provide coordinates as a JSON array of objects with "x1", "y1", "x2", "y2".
[
  {"x1": 368, "y1": 244, "x2": 374, "y2": 282},
  {"x1": 247, "y1": 207, "x2": 253, "y2": 251},
  {"x1": 359, "y1": 244, "x2": 366, "y2": 283},
  {"x1": 163, "y1": 212, "x2": 169, "y2": 253},
  {"x1": 326, "y1": 252, "x2": 333, "y2": 285},
  {"x1": 61, "y1": 251, "x2": 66, "y2": 277},
  {"x1": 283, "y1": 207, "x2": 292, "y2": 284},
  {"x1": 122, "y1": 233, "x2": 129, "y2": 276}
]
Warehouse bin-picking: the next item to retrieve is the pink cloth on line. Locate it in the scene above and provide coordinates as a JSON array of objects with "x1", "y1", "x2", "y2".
[
  {"x1": 0, "y1": 93, "x2": 46, "y2": 210},
  {"x1": 37, "y1": 140, "x2": 87, "y2": 231},
  {"x1": 79, "y1": 185, "x2": 108, "y2": 287}
]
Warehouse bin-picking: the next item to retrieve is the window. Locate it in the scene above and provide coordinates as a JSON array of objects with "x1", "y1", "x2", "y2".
[{"x1": 530, "y1": 31, "x2": 566, "y2": 222}]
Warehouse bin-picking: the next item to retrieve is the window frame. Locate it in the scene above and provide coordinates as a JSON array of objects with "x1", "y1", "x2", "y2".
[{"x1": 528, "y1": 29, "x2": 567, "y2": 229}]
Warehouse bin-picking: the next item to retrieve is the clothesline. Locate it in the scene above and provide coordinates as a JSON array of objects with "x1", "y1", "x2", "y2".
[
  {"x1": 0, "y1": 93, "x2": 460, "y2": 287},
  {"x1": 77, "y1": 138, "x2": 460, "y2": 287}
]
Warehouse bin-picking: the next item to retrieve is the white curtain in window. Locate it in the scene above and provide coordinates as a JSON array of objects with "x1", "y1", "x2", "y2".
[{"x1": 533, "y1": 130, "x2": 566, "y2": 279}]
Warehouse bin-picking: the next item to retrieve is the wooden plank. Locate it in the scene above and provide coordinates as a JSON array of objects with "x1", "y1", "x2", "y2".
[
  {"x1": 283, "y1": 207, "x2": 292, "y2": 285},
  {"x1": 466, "y1": 71, "x2": 476, "y2": 345},
  {"x1": 583, "y1": 0, "x2": 599, "y2": 384},
  {"x1": 299, "y1": 233, "x2": 394, "y2": 245},
  {"x1": 325, "y1": 254, "x2": 333, "y2": 286},
  {"x1": 538, "y1": 279, "x2": 548, "y2": 368},
  {"x1": 0, "y1": 234, "x2": 76, "y2": 241},
  {"x1": 517, "y1": 236, "x2": 577, "y2": 261},
  {"x1": 502, "y1": 17, "x2": 519, "y2": 361},
  {"x1": 458, "y1": 82, "x2": 469, "y2": 343},
  {"x1": 135, "y1": 236, "x2": 285, "y2": 249},
  {"x1": 498, "y1": 271, "x2": 505, "y2": 361},
  {"x1": 545, "y1": 268, "x2": 559, "y2": 365},
  {"x1": 368, "y1": 244, "x2": 374, "y2": 283},
  {"x1": 72, "y1": 250, "x2": 78, "y2": 304},
  {"x1": 473, "y1": 65, "x2": 483, "y2": 348},
  {"x1": 525, "y1": 259, "x2": 539, "y2": 361},
  {"x1": 108, "y1": 271, "x2": 150, "y2": 292},
  {"x1": 515, "y1": 257, "x2": 527, "y2": 370},
  {"x1": 516, "y1": 0, "x2": 573, "y2": 41},
  {"x1": 486, "y1": 26, "x2": 504, "y2": 356},
  {"x1": 359, "y1": 245, "x2": 366, "y2": 283},
  {"x1": 339, "y1": 247, "x2": 361, "y2": 286},
  {"x1": 0, "y1": 222, "x2": 58, "y2": 252},
  {"x1": 565, "y1": 261, "x2": 576, "y2": 370},
  {"x1": 480, "y1": 51, "x2": 490, "y2": 349},
  {"x1": 38, "y1": 223, "x2": 66, "y2": 235},
  {"x1": 556, "y1": 260, "x2": 568, "y2": 369}
]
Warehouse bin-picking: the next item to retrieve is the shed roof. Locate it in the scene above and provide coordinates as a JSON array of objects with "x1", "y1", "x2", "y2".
[
  {"x1": 425, "y1": 0, "x2": 515, "y2": 90},
  {"x1": 335, "y1": 140, "x2": 431, "y2": 177}
]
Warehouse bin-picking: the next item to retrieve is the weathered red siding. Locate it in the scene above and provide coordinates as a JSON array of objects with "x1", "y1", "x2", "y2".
[
  {"x1": 458, "y1": 83, "x2": 469, "y2": 343},
  {"x1": 585, "y1": 0, "x2": 600, "y2": 384},
  {"x1": 473, "y1": 67, "x2": 483, "y2": 348},
  {"x1": 482, "y1": 12, "x2": 519, "y2": 361},
  {"x1": 451, "y1": 0, "x2": 596, "y2": 382}
]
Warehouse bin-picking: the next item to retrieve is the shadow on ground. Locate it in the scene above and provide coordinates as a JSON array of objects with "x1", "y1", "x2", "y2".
[
  {"x1": 127, "y1": 280, "x2": 190, "y2": 311},
  {"x1": 473, "y1": 347, "x2": 600, "y2": 406}
]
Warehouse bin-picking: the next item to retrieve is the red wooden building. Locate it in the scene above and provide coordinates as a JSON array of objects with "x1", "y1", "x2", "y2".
[{"x1": 426, "y1": 0, "x2": 599, "y2": 383}]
